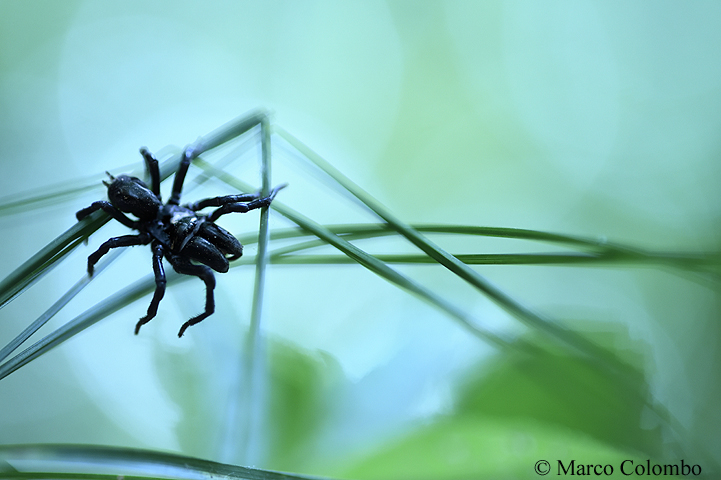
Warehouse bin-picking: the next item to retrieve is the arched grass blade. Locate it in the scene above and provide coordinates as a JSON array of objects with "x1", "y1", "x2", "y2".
[
  {"x1": 261, "y1": 225, "x2": 720, "y2": 272},
  {"x1": 257, "y1": 223, "x2": 721, "y2": 275}
]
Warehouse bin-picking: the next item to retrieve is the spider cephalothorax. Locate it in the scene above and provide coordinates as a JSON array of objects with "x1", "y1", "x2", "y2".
[{"x1": 76, "y1": 146, "x2": 285, "y2": 337}]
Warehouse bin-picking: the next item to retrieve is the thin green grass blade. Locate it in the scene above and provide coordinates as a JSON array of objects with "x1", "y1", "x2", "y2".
[
  {"x1": 273, "y1": 127, "x2": 629, "y2": 373},
  {"x1": 234, "y1": 225, "x2": 721, "y2": 292},
  {"x1": 4, "y1": 216, "x2": 713, "y2": 381},
  {"x1": 0, "y1": 215, "x2": 106, "y2": 310},
  {"x1": 251, "y1": 115, "x2": 274, "y2": 333},
  {"x1": 236, "y1": 224, "x2": 719, "y2": 274},
  {"x1": 0, "y1": 444, "x2": 322, "y2": 480},
  {"x1": 236, "y1": 114, "x2": 273, "y2": 464},
  {"x1": 192, "y1": 110, "x2": 269, "y2": 157},
  {"x1": 0, "y1": 175, "x2": 104, "y2": 218},
  {"x1": 263, "y1": 229, "x2": 719, "y2": 274},
  {"x1": 270, "y1": 252, "x2": 605, "y2": 265},
  {"x1": 0, "y1": 159, "x2": 145, "y2": 218},
  {"x1": 192, "y1": 157, "x2": 516, "y2": 351},
  {"x1": 0, "y1": 249, "x2": 124, "y2": 363},
  {"x1": 0, "y1": 274, "x2": 157, "y2": 381}
]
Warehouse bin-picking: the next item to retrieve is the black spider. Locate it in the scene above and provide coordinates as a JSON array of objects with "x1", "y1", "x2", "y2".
[{"x1": 76, "y1": 145, "x2": 285, "y2": 337}]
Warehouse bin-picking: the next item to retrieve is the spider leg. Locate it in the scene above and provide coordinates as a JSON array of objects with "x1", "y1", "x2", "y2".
[
  {"x1": 187, "y1": 192, "x2": 260, "y2": 211},
  {"x1": 169, "y1": 256, "x2": 216, "y2": 337},
  {"x1": 168, "y1": 145, "x2": 200, "y2": 206},
  {"x1": 139, "y1": 147, "x2": 161, "y2": 199},
  {"x1": 207, "y1": 183, "x2": 287, "y2": 223},
  {"x1": 135, "y1": 241, "x2": 166, "y2": 335},
  {"x1": 76, "y1": 201, "x2": 138, "y2": 229},
  {"x1": 86, "y1": 233, "x2": 150, "y2": 276}
]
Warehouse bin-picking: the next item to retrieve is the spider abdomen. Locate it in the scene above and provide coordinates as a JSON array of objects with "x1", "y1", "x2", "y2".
[
  {"x1": 181, "y1": 236, "x2": 230, "y2": 273},
  {"x1": 197, "y1": 222, "x2": 243, "y2": 261}
]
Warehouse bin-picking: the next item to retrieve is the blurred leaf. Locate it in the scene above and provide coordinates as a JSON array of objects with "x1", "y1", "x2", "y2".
[
  {"x1": 157, "y1": 335, "x2": 343, "y2": 473},
  {"x1": 338, "y1": 324, "x2": 670, "y2": 480},
  {"x1": 340, "y1": 416, "x2": 647, "y2": 480},
  {"x1": 455, "y1": 324, "x2": 662, "y2": 458},
  {"x1": 266, "y1": 343, "x2": 343, "y2": 471}
]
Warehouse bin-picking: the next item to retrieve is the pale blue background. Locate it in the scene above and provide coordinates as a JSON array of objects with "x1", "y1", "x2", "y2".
[{"x1": 0, "y1": 2, "x2": 719, "y2": 478}]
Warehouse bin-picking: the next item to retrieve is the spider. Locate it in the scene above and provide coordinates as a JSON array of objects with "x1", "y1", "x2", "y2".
[{"x1": 76, "y1": 145, "x2": 285, "y2": 337}]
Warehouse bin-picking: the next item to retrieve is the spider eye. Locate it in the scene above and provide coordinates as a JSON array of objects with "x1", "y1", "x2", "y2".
[{"x1": 107, "y1": 175, "x2": 161, "y2": 220}]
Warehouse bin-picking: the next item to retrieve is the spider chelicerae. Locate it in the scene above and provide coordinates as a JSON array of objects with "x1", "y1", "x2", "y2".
[{"x1": 76, "y1": 145, "x2": 285, "y2": 337}]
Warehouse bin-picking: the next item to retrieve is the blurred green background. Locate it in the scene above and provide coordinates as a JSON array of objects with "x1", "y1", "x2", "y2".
[{"x1": 0, "y1": 1, "x2": 719, "y2": 478}]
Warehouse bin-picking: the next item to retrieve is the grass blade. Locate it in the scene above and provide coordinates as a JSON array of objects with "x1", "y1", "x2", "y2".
[
  {"x1": 0, "y1": 444, "x2": 322, "y2": 480},
  {"x1": 0, "y1": 249, "x2": 124, "y2": 363},
  {"x1": 259, "y1": 225, "x2": 719, "y2": 273},
  {"x1": 0, "y1": 216, "x2": 107, "y2": 310},
  {"x1": 0, "y1": 274, "x2": 156, "y2": 381},
  {"x1": 235, "y1": 115, "x2": 273, "y2": 464},
  {"x1": 271, "y1": 252, "x2": 605, "y2": 265},
  {"x1": 0, "y1": 176, "x2": 102, "y2": 218}
]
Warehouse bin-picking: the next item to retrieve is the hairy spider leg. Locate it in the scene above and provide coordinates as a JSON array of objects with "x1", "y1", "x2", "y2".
[
  {"x1": 168, "y1": 146, "x2": 199, "y2": 206},
  {"x1": 76, "y1": 201, "x2": 139, "y2": 229},
  {"x1": 207, "y1": 184, "x2": 287, "y2": 223},
  {"x1": 187, "y1": 192, "x2": 260, "y2": 211},
  {"x1": 139, "y1": 147, "x2": 161, "y2": 199},
  {"x1": 135, "y1": 241, "x2": 166, "y2": 334},
  {"x1": 86, "y1": 233, "x2": 150, "y2": 276},
  {"x1": 169, "y1": 256, "x2": 216, "y2": 337}
]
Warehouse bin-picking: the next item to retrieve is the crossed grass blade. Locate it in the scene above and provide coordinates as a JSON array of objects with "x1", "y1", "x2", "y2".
[
  {"x1": 192, "y1": 156, "x2": 516, "y2": 351},
  {"x1": 273, "y1": 127, "x2": 642, "y2": 375}
]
